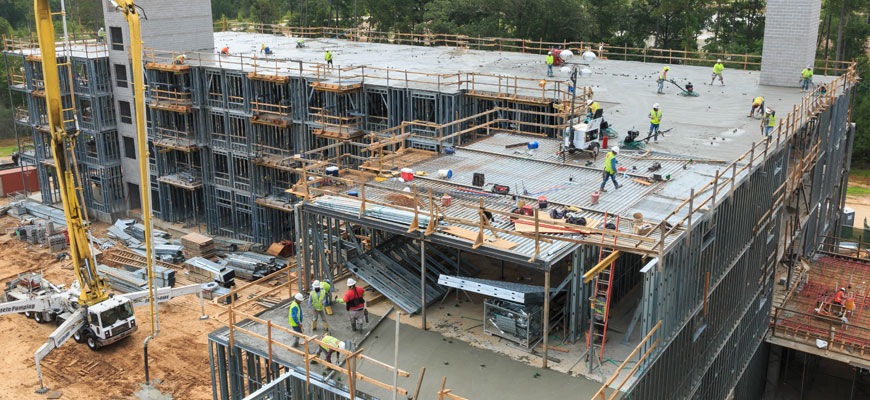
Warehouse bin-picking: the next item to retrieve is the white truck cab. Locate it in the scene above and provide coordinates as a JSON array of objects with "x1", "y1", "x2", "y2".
[{"x1": 73, "y1": 296, "x2": 138, "y2": 350}]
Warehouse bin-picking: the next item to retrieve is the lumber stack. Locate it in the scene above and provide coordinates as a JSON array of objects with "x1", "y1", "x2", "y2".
[{"x1": 181, "y1": 232, "x2": 216, "y2": 260}]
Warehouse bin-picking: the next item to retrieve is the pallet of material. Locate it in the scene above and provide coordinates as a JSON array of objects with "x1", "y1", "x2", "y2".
[
  {"x1": 181, "y1": 232, "x2": 216, "y2": 259},
  {"x1": 97, "y1": 264, "x2": 148, "y2": 293}
]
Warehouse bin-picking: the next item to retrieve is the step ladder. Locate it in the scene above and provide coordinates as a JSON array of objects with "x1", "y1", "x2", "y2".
[{"x1": 588, "y1": 212, "x2": 619, "y2": 362}]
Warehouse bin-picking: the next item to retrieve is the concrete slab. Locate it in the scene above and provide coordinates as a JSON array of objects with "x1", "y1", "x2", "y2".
[
  {"x1": 219, "y1": 298, "x2": 609, "y2": 399},
  {"x1": 214, "y1": 31, "x2": 835, "y2": 161}
]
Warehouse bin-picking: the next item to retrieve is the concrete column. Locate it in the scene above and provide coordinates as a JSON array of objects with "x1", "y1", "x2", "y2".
[{"x1": 760, "y1": 0, "x2": 822, "y2": 87}]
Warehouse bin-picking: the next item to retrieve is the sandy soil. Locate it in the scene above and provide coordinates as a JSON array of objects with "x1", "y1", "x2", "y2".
[{"x1": 0, "y1": 213, "x2": 225, "y2": 400}]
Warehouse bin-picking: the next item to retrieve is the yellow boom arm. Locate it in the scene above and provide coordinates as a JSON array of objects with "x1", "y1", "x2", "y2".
[{"x1": 33, "y1": 0, "x2": 107, "y2": 306}]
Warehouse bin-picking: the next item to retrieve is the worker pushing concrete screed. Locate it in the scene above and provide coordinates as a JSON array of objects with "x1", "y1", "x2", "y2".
[{"x1": 656, "y1": 66, "x2": 670, "y2": 93}]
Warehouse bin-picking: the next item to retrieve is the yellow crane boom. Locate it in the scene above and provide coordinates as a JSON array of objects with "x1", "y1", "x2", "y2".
[
  {"x1": 33, "y1": 0, "x2": 108, "y2": 306},
  {"x1": 33, "y1": 0, "x2": 158, "y2": 334}
]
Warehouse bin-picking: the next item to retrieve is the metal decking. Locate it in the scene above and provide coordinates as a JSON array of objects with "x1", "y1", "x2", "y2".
[{"x1": 345, "y1": 237, "x2": 478, "y2": 313}]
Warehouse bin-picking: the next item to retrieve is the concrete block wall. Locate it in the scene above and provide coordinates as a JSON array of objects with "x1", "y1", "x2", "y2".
[
  {"x1": 103, "y1": 0, "x2": 214, "y2": 213},
  {"x1": 760, "y1": 0, "x2": 822, "y2": 87}
]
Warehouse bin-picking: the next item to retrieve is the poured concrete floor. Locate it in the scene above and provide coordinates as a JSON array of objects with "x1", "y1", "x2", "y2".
[
  {"x1": 215, "y1": 31, "x2": 834, "y2": 161},
  {"x1": 220, "y1": 299, "x2": 609, "y2": 399}
]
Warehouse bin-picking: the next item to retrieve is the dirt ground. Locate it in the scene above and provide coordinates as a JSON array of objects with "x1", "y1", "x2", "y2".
[{"x1": 0, "y1": 211, "x2": 225, "y2": 400}]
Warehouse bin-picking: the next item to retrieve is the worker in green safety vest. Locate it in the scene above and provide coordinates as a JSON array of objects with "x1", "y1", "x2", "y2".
[
  {"x1": 649, "y1": 103, "x2": 663, "y2": 142},
  {"x1": 325, "y1": 50, "x2": 334, "y2": 68},
  {"x1": 309, "y1": 280, "x2": 329, "y2": 331},
  {"x1": 711, "y1": 59, "x2": 724, "y2": 86},
  {"x1": 586, "y1": 99, "x2": 601, "y2": 119},
  {"x1": 546, "y1": 52, "x2": 554, "y2": 77},
  {"x1": 657, "y1": 66, "x2": 670, "y2": 93},
  {"x1": 800, "y1": 65, "x2": 814, "y2": 91},
  {"x1": 289, "y1": 292, "x2": 304, "y2": 346},
  {"x1": 762, "y1": 108, "x2": 776, "y2": 136},
  {"x1": 313, "y1": 334, "x2": 346, "y2": 363},
  {"x1": 599, "y1": 146, "x2": 620, "y2": 192}
]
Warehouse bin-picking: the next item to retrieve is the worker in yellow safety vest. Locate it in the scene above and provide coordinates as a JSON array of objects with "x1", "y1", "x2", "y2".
[
  {"x1": 97, "y1": 27, "x2": 105, "y2": 43},
  {"x1": 800, "y1": 65, "x2": 814, "y2": 91},
  {"x1": 649, "y1": 103, "x2": 663, "y2": 142},
  {"x1": 313, "y1": 334, "x2": 346, "y2": 363},
  {"x1": 309, "y1": 280, "x2": 329, "y2": 331},
  {"x1": 174, "y1": 54, "x2": 185, "y2": 65},
  {"x1": 599, "y1": 147, "x2": 620, "y2": 192},
  {"x1": 711, "y1": 59, "x2": 724, "y2": 86},
  {"x1": 586, "y1": 99, "x2": 601, "y2": 119},
  {"x1": 288, "y1": 292, "x2": 304, "y2": 346},
  {"x1": 749, "y1": 96, "x2": 765, "y2": 118},
  {"x1": 546, "y1": 52, "x2": 554, "y2": 77},
  {"x1": 657, "y1": 66, "x2": 670, "y2": 93},
  {"x1": 762, "y1": 109, "x2": 776, "y2": 136},
  {"x1": 325, "y1": 50, "x2": 334, "y2": 68}
]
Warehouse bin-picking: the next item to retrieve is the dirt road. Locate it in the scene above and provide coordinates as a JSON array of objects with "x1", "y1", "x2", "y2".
[{"x1": 0, "y1": 215, "x2": 223, "y2": 399}]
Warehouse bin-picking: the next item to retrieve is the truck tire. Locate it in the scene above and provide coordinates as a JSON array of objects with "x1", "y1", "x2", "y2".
[
  {"x1": 86, "y1": 333, "x2": 98, "y2": 351},
  {"x1": 73, "y1": 329, "x2": 84, "y2": 343},
  {"x1": 23, "y1": 311, "x2": 33, "y2": 319},
  {"x1": 33, "y1": 312, "x2": 43, "y2": 323}
]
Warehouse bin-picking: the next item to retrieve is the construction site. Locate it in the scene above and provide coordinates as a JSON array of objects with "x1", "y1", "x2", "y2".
[{"x1": 0, "y1": 0, "x2": 867, "y2": 399}]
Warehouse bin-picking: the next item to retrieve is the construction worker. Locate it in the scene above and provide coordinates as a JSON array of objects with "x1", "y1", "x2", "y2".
[
  {"x1": 338, "y1": 278, "x2": 366, "y2": 331},
  {"x1": 220, "y1": 45, "x2": 230, "y2": 55},
  {"x1": 657, "y1": 66, "x2": 670, "y2": 94},
  {"x1": 313, "y1": 334, "x2": 345, "y2": 364},
  {"x1": 174, "y1": 54, "x2": 185, "y2": 65},
  {"x1": 800, "y1": 65, "x2": 814, "y2": 91},
  {"x1": 833, "y1": 287, "x2": 847, "y2": 305},
  {"x1": 711, "y1": 59, "x2": 724, "y2": 85},
  {"x1": 296, "y1": 39, "x2": 305, "y2": 48},
  {"x1": 762, "y1": 109, "x2": 776, "y2": 136},
  {"x1": 309, "y1": 280, "x2": 329, "y2": 331},
  {"x1": 318, "y1": 279, "x2": 334, "y2": 315},
  {"x1": 289, "y1": 292, "x2": 304, "y2": 346},
  {"x1": 599, "y1": 147, "x2": 620, "y2": 192},
  {"x1": 546, "y1": 52, "x2": 555, "y2": 77},
  {"x1": 97, "y1": 27, "x2": 105, "y2": 43},
  {"x1": 649, "y1": 103, "x2": 663, "y2": 142},
  {"x1": 325, "y1": 50, "x2": 334, "y2": 68},
  {"x1": 586, "y1": 99, "x2": 601, "y2": 119},
  {"x1": 260, "y1": 44, "x2": 273, "y2": 55},
  {"x1": 748, "y1": 96, "x2": 765, "y2": 118}
]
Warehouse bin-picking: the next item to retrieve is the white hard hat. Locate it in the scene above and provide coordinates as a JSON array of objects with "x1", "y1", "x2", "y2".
[
  {"x1": 612, "y1": 146, "x2": 620, "y2": 154},
  {"x1": 765, "y1": 108, "x2": 772, "y2": 114},
  {"x1": 339, "y1": 341, "x2": 347, "y2": 350},
  {"x1": 294, "y1": 293, "x2": 304, "y2": 301},
  {"x1": 347, "y1": 278, "x2": 356, "y2": 286},
  {"x1": 841, "y1": 287, "x2": 846, "y2": 291},
  {"x1": 808, "y1": 64, "x2": 813, "y2": 69},
  {"x1": 313, "y1": 280, "x2": 320, "y2": 287},
  {"x1": 653, "y1": 103, "x2": 659, "y2": 109},
  {"x1": 586, "y1": 99, "x2": 593, "y2": 106}
]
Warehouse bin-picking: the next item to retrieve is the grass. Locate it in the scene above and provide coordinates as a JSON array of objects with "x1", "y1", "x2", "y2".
[
  {"x1": 850, "y1": 168, "x2": 870, "y2": 179},
  {"x1": 0, "y1": 145, "x2": 17, "y2": 157},
  {"x1": 847, "y1": 186, "x2": 870, "y2": 196}
]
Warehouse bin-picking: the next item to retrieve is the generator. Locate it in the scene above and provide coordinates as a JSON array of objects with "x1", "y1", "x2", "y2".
[{"x1": 483, "y1": 298, "x2": 543, "y2": 348}]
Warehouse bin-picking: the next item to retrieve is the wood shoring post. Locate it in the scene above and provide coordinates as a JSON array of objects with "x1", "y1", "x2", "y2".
[
  {"x1": 543, "y1": 269, "x2": 551, "y2": 369},
  {"x1": 412, "y1": 367, "x2": 426, "y2": 400},
  {"x1": 304, "y1": 336, "x2": 311, "y2": 393},
  {"x1": 425, "y1": 189, "x2": 436, "y2": 236},
  {"x1": 267, "y1": 320, "x2": 273, "y2": 371}
]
